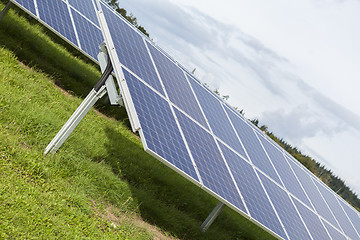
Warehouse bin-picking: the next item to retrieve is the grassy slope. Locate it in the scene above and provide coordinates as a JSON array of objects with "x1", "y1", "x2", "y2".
[{"x1": 0, "y1": 3, "x2": 277, "y2": 240}]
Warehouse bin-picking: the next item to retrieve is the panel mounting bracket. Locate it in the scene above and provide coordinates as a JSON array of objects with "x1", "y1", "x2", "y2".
[
  {"x1": 44, "y1": 43, "x2": 122, "y2": 154},
  {"x1": 200, "y1": 202, "x2": 225, "y2": 232},
  {"x1": 99, "y1": 42, "x2": 123, "y2": 106}
]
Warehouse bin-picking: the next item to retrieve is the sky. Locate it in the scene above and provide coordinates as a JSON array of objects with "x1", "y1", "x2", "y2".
[{"x1": 117, "y1": 0, "x2": 360, "y2": 195}]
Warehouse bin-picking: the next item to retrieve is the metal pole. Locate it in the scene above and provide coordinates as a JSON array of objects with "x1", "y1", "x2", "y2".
[
  {"x1": 200, "y1": 202, "x2": 225, "y2": 232},
  {"x1": 0, "y1": 1, "x2": 12, "y2": 22},
  {"x1": 44, "y1": 51, "x2": 112, "y2": 154},
  {"x1": 44, "y1": 88, "x2": 106, "y2": 154}
]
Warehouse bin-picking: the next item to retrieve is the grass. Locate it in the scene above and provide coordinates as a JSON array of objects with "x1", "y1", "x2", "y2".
[{"x1": 0, "y1": 2, "x2": 277, "y2": 239}]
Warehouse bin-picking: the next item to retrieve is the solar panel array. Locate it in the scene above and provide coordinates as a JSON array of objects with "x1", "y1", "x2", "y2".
[{"x1": 9, "y1": 0, "x2": 360, "y2": 239}]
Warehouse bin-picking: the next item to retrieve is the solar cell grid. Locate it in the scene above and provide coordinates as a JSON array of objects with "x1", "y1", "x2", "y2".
[
  {"x1": 258, "y1": 172, "x2": 310, "y2": 240},
  {"x1": 146, "y1": 42, "x2": 209, "y2": 129},
  {"x1": 322, "y1": 220, "x2": 347, "y2": 240},
  {"x1": 71, "y1": 9, "x2": 103, "y2": 60},
  {"x1": 287, "y1": 157, "x2": 341, "y2": 229},
  {"x1": 225, "y1": 106, "x2": 283, "y2": 186},
  {"x1": 292, "y1": 197, "x2": 331, "y2": 240},
  {"x1": 338, "y1": 198, "x2": 360, "y2": 237},
  {"x1": 123, "y1": 68, "x2": 199, "y2": 182},
  {"x1": 258, "y1": 135, "x2": 313, "y2": 208},
  {"x1": 175, "y1": 108, "x2": 247, "y2": 213},
  {"x1": 100, "y1": 2, "x2": 165, "y2": 96},
  {"x1": 12, "y1": 0, "x2": 36, "y2": 15},
  {"x1": 189, "y1": 79, "x2": 246, "y2": 155},
  {"x1": 218, "y1": 141, "x2": 287, "y2": 239},
  {"x1": 68, "y1": 0, "x2": 99, "y2": 26},
  {"x1": 314, "y1": 180, "x2": 360, "y2": 240},
  {"x1": 36, "y1": 0, "x2": 78, "y2": 46}
]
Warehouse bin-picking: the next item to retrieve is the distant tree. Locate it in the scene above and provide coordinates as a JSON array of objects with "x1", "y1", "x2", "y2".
[
  {"x1": 251, "y1": 118, "x2": 259, "y2": 127},
  {"x1": 260, "y1": 125, "x2": 268, "y2": 132}
]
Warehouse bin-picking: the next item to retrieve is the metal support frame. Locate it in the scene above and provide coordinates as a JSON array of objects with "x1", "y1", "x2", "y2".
[
  {"x1": 44, "y1": 45, "x2": 121, "y2": 154},
  {"x1": 0, "y1": 1, "x2": 12, "y2": 21},
  {"x1": 200, "y1": 202, "x2": 225, "y2": 232}
]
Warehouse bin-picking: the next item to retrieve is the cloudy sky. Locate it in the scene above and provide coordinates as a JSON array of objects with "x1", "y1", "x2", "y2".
[{"x1": 117, "y1": 0, "x2": 360, "y2": 195}]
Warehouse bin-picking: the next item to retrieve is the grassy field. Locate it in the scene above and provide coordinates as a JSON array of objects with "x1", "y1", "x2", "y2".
[{"x1": 0, "y1": 2, "x2": 277, "y2": 239}]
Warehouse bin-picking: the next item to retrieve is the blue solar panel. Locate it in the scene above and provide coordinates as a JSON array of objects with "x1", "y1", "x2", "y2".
[
  {"x1": 175, "y1": 108, "x2": 246, "y2": 212},
  {"x1": 12, "y1": 0, "x2": 36, "y2": 15},
  {"x1": 338, "y1": 198, "x2": 360, "y2": 237},
  {"x1": 123, "y1": 68, "x2": 199, "y2": 182},
  {"x1": 68, "y1": 0, "x2": 99, "y2": 26},
  {"x1": 292, "y1": 197, "x2": 331, "y2": 240},
  {"x1": 189, "y1": 80, "x2": 245, "y2": 155},
  {"x1": 146, "y1": 43, "x2": 209, "y2": 129},
  {"x1": 322, "y1": 220, "x2": 347, "y2": 240},
  {"x1": 314, "y1": 180, "x2": 360, "y2": 240},
  {"x1": 218, "y1": 141, "x2": 286, "y2": 239},
  {"x1": 287, "y1": 158, "x2": 342, "y2": 229},
  {"x1": 100, "y1": 2, "x2": 164, "y2": 95},
  {"x1": 36, "y1": 0, "x2": 78, "y2": 46},
  {"x1": 258, "y1": 135, "x2": 313, "y2": 208},
  {"x1": 225, "y1": 106, "x2": 282, "y2": 185},
  {"x1": 258, "y1": 172, "x2": 310, "y2": 240},
  {"x1": 71, "y1": 9, "x2": 103, "y2": 60}
]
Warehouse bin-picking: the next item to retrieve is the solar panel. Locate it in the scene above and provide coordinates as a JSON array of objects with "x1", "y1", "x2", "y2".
[
  {"x1": 291, "y1": 197, "x2": 331, "y2": 240},
  {"x1": 9, "y1": 0, "x2": 360, "y2": 238},
  {"x1": 10, "y1": 0, "x2": 103, "y2": 62}
]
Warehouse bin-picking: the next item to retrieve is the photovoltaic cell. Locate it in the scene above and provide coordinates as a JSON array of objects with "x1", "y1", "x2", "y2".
[
  {"x1": 189, "y1": 80, "x2": 245, "y2": 155},
  {"x1": 36, "y1": 0, "x2": 78, "y2": 46},
  {"x1": 258, "y1": 135, "x2": 313, "y2": 208},
  {"x1": 175, "y1": 108, "x2": 246, "y2": 213},
  {"x1": 322, "y1": 220, "x2": 347, "y2": 240},
  {"x1": 258, "y1": 172, "x2": 310, "y2": 240},
  {"x1": 314, "y1": 180, "x2": 360, "y2": 240},
  {"x1": 123, "y1": 68, "x2": 199, "y2": 182},
  {"x1": 287, "y1": 157, "x2": 341, "y2": 229},
  {"x1": 218, "y1": 141, "x2": 287, "y2": 239},
  {"x1": 337, "y1": 198, "x2": 360, "y2": 237},
  {"x1": 146, "y1": 43, "x2": 208, "y2": 129},
  {"x1": 12, "y1": 0, "x2": 36, "y2": 15},
  {"x1": 71, "y1": 9, "x2": 103, "y2": 60},
  {"x1": 225, "y1": 106, "x2": 282, "y2": 185},
  {"x1": 100, "y1": 2, "x2": 164, "y2": 95},
  {"x1": 289, "y1": 158, "x2": 344, "y2": 232},
  {"x1": 292, "y1": 197, "x2": 331, "y2": 240},
  {"x1": 68, "y1": 0, "x2": 99, "y2": 26}
]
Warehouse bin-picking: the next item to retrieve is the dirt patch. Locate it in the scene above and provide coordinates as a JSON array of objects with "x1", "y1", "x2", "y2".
[{"x1": 91, "y1": 200, "x2": 179, "y2": 240}]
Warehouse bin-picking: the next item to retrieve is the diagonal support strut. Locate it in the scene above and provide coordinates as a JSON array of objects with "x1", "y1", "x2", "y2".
[
  {"x1": 200, "y1": 202, "x2": 225, "y2": 232},
  {"x1": 44, "y1": 46, "x2": 120, "y2": 154}
]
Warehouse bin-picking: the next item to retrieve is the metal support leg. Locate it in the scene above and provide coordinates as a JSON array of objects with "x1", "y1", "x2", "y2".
[
  {"x1": 44, "y1": 87, "x2": 106, "y2": 154},
  {"x1": 200, "y1": 202, "x2": 225, "y2": 232},
  {"x1": 44, "y1": 50, "x2": 114, "y2": 154},
  {"x1": 0, "y1": 1, "x2": 12, "y2": 21}
]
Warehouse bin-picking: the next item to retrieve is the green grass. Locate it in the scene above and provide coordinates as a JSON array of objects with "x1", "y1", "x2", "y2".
[{"x1": 0, "y1": 2, "x2": 277, "y2": 240}]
